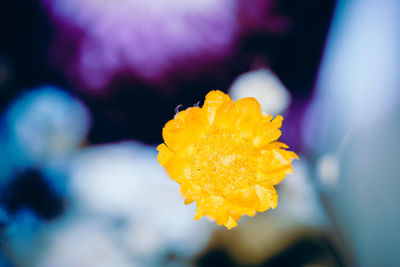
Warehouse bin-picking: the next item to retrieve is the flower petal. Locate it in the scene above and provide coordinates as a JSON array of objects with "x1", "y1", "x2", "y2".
[
  {"x1": 255, "y1": 148, "x2": 298, "y2": 185},
  {"x1": 162, "y1": 107, "x2": 208, "y2": 154},
  {"x1": 256, "y1": 168, "x2": 292, "y2": 186},
  {"x1": 156, "y1": 143, "x2": 174, "y2": 166},
  {"x1": 184, "y1": 107, "x2": 208, "y2": 139},
  {"x1": 227, "y1": 202, "x2": 256, "y2": 219},
  {"x1": 212, "y1": 99, "x2": 236, "y2": 131},
  {"x1": 162, "y1": 110, "x2": 191, "y2": 151},
  {"x1": 184, "y1": 198, "x2": 195, "y2": 205},
  {"x1": 180, "y1": 180, "x2": 202, "y2": 200},
  {"x1": 164, "y1": 156, "x2": 192, "y2": 183},
  {"x1": 253, "y1": 115, "x2": 283, "y2": 148},
  {"x1": 260, "y1": 141, "x2": 289, "y2": 150},
  {"x1": 234, "y1": 97, "x2": 262, "y2": 138},
  {"x1": 225, "y1": 187, "x2": 260, "y2": 211},
  {"x1": 255, "y1": 184, "x2": 277, "y2": 212},
  {"x1": 196, "y1": 195, "x2": 230, "y2": 226},
  {"x1": 203, "y1": 90, "x2": 234, "y2": 125},
  {"x1": 226, "y1": 217, "x2": 238, "y2": 229}
]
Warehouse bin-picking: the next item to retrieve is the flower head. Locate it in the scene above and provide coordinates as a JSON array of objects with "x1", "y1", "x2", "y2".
[{"x1": 157, "y1": 90, "x2": 298, "y2": 229}]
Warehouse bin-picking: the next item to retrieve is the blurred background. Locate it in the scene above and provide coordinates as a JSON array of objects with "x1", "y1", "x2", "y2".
[{"x1": 0, "y1": 0, "x2": 399, "y2": 266}]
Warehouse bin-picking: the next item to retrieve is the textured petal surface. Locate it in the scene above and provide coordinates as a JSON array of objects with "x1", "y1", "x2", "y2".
[
  {"x1": 157, "y1": 90, "x2": 298, "y2": 228},
  {"x1": 156, "y1": 144, "x2": 174, "y2": 165},
  {"x1": 253, "y1": 115, "x2": 283, "y2": 147},
  {"x1": 234, "y1": 97, "x2": 262, "y2": 138}
]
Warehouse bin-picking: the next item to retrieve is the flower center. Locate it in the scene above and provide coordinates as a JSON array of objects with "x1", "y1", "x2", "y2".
[{"x1": 191, "y1": 133, "x2": 258, "y2": 196}]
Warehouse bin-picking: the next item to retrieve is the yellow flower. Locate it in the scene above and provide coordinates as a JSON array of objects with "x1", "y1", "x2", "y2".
[{"x1": 157, "y1": 90, "x2": 298, "y2": 229}]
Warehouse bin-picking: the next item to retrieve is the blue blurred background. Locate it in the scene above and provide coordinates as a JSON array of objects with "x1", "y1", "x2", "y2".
[{"x1": 0, "y1": 0, "x2": 399, "y2": 266}]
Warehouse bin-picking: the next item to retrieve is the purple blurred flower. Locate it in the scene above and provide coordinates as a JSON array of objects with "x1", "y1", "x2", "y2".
[
  {"x1": 43, "y1": 0, "x2": 238, "y2": 91},
  {"x1": 42, "y1": 0, "x2": 287, "y2": 92}
]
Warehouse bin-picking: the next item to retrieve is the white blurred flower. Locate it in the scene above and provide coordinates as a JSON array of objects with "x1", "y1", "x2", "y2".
[
  {"x1": 39, "y1": 219, "x2": 134, "y2": 267},
  {"x1": 229, "y1": 69, "x2": 291, "y2": 115},
  {"x1": 69, "y1": 142, "x2": 214, "y2": 261}
]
